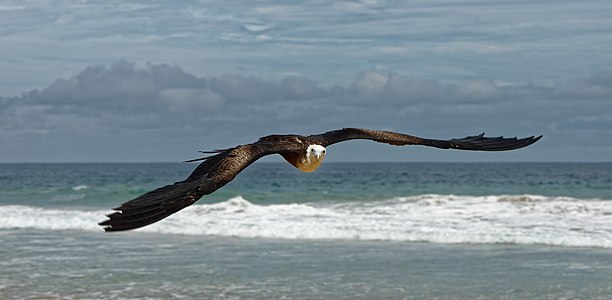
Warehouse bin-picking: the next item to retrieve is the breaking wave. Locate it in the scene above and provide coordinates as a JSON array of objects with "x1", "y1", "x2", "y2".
[
  {"x1": 72, "y1": 185, "x2": 89, "y2": 191},
  {"x1": 2, "y1": 194, "x2": 612, "y2": 248}
]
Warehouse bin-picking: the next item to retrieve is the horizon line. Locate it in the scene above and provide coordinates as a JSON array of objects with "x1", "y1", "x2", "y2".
[{"x1": 0, "y1": 161, "x2": 610, "y2": 164}]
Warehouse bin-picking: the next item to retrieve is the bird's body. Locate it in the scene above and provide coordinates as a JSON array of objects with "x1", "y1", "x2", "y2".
[
  {"x1": 99, "y1": 128, "x2": 541, "y2": 232},
  {"x1": 281, "y1": 144, "x2": 326, "y2": 172}
]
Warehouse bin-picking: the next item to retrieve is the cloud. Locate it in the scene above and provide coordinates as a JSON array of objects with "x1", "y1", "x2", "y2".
[
  {"x1": 1, "y1": 62, "x2": 612, "y2": 162},
  {"x1": 555, "y1": 114, "x2": 612, "y2": 133},
  {"x1": 206, "y1": 74, "x2": 329, "y2": 103},
  {"x1": 2, "y1": 1, "x2": 612, "y2": 97},
  {"x1": 345, "y1": 71, "x2": 503, "y2": 105},
  {"x1": 13, "y1": 61, "x2": 326, "y2": 116},
  {"x1": 558, "y1": 71, "x2": 612, "y2": 99},
  {"x1": 2, "y1": 1, "x2": 612, "y2": 162},
  {"x1": 1, "y1": 62, "x2": 533, "y2": 128},
  {"x1": 243, "y1": 22, "x2": 273, "y2": 33},
  {"x1": 159, "y1": 88, "x2": 225, "y2": 115},
  {"x1": 0, "y1": 62, "x2": 339, "y2": 135}
]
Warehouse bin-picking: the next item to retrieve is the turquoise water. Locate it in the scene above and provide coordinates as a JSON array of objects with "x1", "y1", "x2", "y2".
[
  {"x1": 1, "y1": 163, "x2": 612, "y2": 299},
  {"x1": 2, "y1": 162, "x2": 611, "y2": 206}
]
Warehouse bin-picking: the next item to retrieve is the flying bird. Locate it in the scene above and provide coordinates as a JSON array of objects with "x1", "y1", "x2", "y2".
[{"x1": 99, "y1": 128, "x2": 541, "y2": 231}]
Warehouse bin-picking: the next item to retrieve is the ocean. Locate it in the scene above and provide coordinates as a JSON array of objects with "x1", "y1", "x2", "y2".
[{"x1": 1, "y1": 162, "x2": 611, "y2": 299}]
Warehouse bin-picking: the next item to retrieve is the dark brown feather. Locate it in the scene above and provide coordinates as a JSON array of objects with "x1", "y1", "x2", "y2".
[
  {"x1": 99, "y1": 128, "x2": 541, "y2": 232},
  {"x1": 310, "y1": 128, "x2": 542, "y2": 151},
  {"x1": 99, "y1": 143, "x2": 280, "y2": 231}
]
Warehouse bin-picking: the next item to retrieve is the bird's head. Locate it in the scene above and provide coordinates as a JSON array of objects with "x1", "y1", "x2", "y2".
[
  {"x1": 306, "y1": 144, "x2": 326, "y2": 162},
  {"x1": 294, "y1": 144, "x2": 326, "y2": 172}
]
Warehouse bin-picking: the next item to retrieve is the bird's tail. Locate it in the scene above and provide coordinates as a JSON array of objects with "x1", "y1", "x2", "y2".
[{"x1": 98, "y1": 181, "x2": 202, "y2": 232}]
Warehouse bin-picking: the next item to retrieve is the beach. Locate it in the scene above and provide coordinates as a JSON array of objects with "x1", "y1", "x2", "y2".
[{"x1": 1, "y1": 162, "x2": 611, "y2": 299}]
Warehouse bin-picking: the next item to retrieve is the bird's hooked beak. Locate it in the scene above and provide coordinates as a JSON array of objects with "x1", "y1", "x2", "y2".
[{"x1": 314, "y1": 149, "x2": 325, "y2": 160}]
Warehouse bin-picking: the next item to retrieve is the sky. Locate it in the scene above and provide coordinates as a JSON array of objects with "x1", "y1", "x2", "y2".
[{"x1": 1, "y1": 0, "x2": 611, "y2": 162}]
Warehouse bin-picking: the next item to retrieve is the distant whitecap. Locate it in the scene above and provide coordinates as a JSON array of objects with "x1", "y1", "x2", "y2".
[{"x1": 72, "y1": 185, "x2": 89, "y2": 191}]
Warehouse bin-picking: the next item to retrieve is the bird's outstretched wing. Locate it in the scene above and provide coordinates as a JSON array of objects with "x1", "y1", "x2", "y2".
[
  {"x1": 99, "y1": 143, "x2": 277, "y2": 231},
  {"x1": 99, "y1": 128, "x2": 541, "y2": 232},
  {"x1": 311, "y1": 128, "x2": 542, "y2": 151}
]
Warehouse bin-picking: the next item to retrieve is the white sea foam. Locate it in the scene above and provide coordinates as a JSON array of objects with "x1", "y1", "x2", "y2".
[
  {"x1": 72, "y1": 185, "x2": 89, "y2": 191},
  {"x1": 1, "y1": 194, "x2": 612, "y2": 248}
]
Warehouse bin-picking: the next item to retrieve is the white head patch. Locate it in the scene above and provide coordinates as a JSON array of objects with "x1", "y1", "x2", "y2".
[{"x1": 306, "y1": 144, "x2": 326, "y2": 161}]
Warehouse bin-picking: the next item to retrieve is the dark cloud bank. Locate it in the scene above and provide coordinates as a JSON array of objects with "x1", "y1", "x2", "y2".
[{"x1": 1, "y1": 61, "x2": 611, "y2": 162}]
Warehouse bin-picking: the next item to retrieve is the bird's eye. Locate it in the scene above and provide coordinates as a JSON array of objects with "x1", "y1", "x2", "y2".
[{"x1": 323, "y1": 150, "x2": 326, "y2": 153}]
